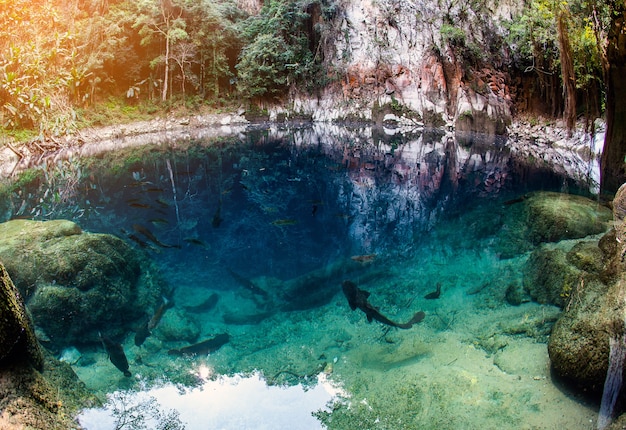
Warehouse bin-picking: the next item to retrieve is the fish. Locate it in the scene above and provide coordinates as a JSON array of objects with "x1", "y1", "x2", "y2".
[
  {"x1": 128, "y1": 234, "x2": 148, "y2": 248},
  {"x1": 350, "y1": 254, "x2": 377, "y2": 263},
  {"x1": 227, "y1": 268, "x2": 269, "y2": 298},
  {"x1": 212, "y1": 204, "x2": 223, "y2": 228},
  {"x1": 129, "y1": 203, "x2": 151, "y2": 209},
  {"x1": 99, "y1": 333, "x2": 131, "y2": 377},
  {"x1": 271, "y1": 219, "x2": 298, "y2": 226},
  {"x1": 503, "y1": 195, "x2": 527, "y2": 206},
  {"x1": 424, "y1": 283, "x2": 442, "y2": 300},
  {"x1": 342, "y1": 280, "x2": 425, "y2": 330},
  {"x1": 134, "y1": 296, "x2": 174, "y2": 346},
  {"x1": 184, "y1": 237, "x2": 207, "y2": 247},
  {"x1": 134, "y1": 321, "x2": 151, "y2": 347},
  {"x1": 167, "y1": 333, "x2": 230, "y2": 356},
  {"x1": 132, "y1": 224, "x2": 180, "y2": 249},
  {"x1": 149, "y1": 218, "x2": 169, "y2": 226},
  {"x1": 146, "y1": 187, "x2": 165, "y2": 193},
  {"x1": 155, "y1": 197, "x2": 171, "y2": 208},
  {"x1": 148, "y1": 296, "x2": 174, "y2": 330},
  {"x1": 184, "y1": 293, "x2": 219, "y2": 313}
]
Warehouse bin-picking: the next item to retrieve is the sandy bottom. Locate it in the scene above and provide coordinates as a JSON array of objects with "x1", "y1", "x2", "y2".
[{"x1": 72, "y1": 243, "x2": 599, "y2": 429}]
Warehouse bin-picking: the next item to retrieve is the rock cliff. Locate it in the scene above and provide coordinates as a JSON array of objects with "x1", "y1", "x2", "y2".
[{"x1": 280, "y1": 0, "x2": 516, "y2": 140}]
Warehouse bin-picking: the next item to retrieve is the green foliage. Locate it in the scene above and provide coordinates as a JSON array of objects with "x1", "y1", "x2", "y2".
[
  {"x1": 503, "y1": 0, "x2": 608, "y2": 115},
  {"x1": 236, "y1": 34, "x2": 293, "y2": 100},
  {"x1": 440, "y1": 24, "x2": 466, "y2": 47},
  {"x1": 235, "y1": 0, "x2": 328, "y2": 100}
]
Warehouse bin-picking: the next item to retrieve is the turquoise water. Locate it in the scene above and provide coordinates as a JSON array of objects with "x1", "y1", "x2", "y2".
[{"x1": 10, "y1": 126, "x2": 602, "y2": 428}]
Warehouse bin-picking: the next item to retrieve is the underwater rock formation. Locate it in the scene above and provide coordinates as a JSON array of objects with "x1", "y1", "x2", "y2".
[
  {"x1": 547, "y1": 184, "x2": 626, "y2": 395},
  {"x1": 0, "y1": 219, "x2": 166, "y2": 349},
  {"x1": 0, "y1": 350, "x2": 98, "y2": 429},
  {"x1": 525, "y1": 192, "x2": 611, "y2": 244},
  {"x1": 496, "y1": 191, "x2": 612, "y2": 259},
  {"x1": 0, "y1": 261, "x2": 97, "y2": 429},
  {"x1": 523, "y1": 243, "x2": 603, "y2": 308},
  {"x1": 0, "y1": 261, "x2": 43, "y2": 369}
]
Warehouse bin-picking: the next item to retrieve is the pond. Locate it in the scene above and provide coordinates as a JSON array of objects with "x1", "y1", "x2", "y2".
[{"x1": 2, "y1": 124, "x2": 606, "y2": 429}]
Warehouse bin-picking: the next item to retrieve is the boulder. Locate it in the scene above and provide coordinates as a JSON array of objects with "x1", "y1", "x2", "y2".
[
  {"x1": 525, "y1": 192, "x2": 611, "y2": 244},
  {"x1": 496, "y1": 191, "x2": 612, "y2": 258},
  {"x1": 0, "y1": 260, "x2": 97, "y2": 429},
  {"x1": 0, "y1": 351, "x2": 98, "y2": 429},
  {"x1": 547, "y1": 274, "x2": 621, "y2": 393},
  {"x1": 0, "y1": 219, "x2": 166, "y2": 348},
  {"x1": 156, "y1": 309, "x2": 201, "y2": 344},
  {"x1": 0, "y1": 261, "x2": 43, "y2": 370},
  {"x1": 547, "y1": 184, "x2": 626, "y2": 395},
  {"x1": 523, "y1": 240, "x2": 605, "y2": 308}
]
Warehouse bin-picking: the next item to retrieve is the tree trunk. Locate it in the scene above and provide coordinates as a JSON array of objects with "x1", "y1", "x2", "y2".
[
  {"x1": 162, "y1": 34, "x2": 170, "y2": 102},
  {"x1": 557, "y1": 11, "x2": 576, "y2": 136},
  {"x1": 601, "y1": 6, "x2": 626, "y2": 194}
]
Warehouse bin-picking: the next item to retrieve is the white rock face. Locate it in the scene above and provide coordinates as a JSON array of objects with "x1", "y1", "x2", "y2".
[{"x1": 285, "y1": 0, "x2": 512, "y2": 133}]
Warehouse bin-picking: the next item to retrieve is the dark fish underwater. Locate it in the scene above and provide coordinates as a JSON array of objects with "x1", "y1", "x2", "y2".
[
  {"x1": 135, "y1": 296, "x2": 174, "y2": 346},
  {"x1": 168, "y1": 333, "x2": 230, "y2": 356},
  {"x1": 342, "y1": 280, "x2": 425, "y2": 329},
  {"x1": 99, "y1": 333, "x2": 131, "y2": 377}
]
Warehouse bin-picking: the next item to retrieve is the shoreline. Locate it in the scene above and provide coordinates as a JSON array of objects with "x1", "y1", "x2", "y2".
[{"x1": 0, "y1": 113, "x2": 604, "y2": 193}]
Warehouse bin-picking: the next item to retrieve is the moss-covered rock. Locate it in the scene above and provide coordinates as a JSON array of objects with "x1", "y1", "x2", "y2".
[
  {"x1": 0, "y1": 219, "x2": 166, "y2": 348},
  {"x1": 525, "y1": 192, "x2": 611, "y2": 244},
  {"x1": 156, "y1": 309, "x2": 200, "y2": 344},
  {"x1": 547, "y1": 184, "x2": 626, "y2": 396},
  {"x1": 566, "y1": 241, "x2": 604, "y2": 272},
  {"x1": 495, "y1": 191, "x2": 611, "y2": 259},
  {"x1": 523, "y1": 246, "x2": 583, "y2": 308},
  {"x1": 547, "y1": 273, "x2": 620, "y2": 394},
  {"x1": 0, "y1": 261, "x2": 43, "y2": 370},
  {"x1": 0, "y1": 351, "x2": 98, "y2": 429}
]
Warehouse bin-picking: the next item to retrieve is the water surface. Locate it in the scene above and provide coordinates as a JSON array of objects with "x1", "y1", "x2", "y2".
[{"x1": 6, "y1": 125, "x2": 601, "y2": 429}]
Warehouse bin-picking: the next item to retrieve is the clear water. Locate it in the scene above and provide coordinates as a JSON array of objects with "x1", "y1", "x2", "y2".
[{"x1": 8, "y1": 125, "x2": 601, "y2": 429}]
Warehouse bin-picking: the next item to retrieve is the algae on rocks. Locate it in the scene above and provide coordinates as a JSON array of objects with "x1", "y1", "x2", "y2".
[
  {"x1": 495, "y1": 191, "x2": 612, "y2": 258},
  {"x1": 0, "y1": 261, "x2": 43, "y2": 369},
  {"x1": 0, "y1": 219, "x2": 167, "y2": 349},
  {"x1": 547, "y1": 183, "x2": 626, "y2": 395}
]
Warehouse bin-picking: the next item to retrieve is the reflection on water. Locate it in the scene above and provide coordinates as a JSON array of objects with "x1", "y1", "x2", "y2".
[
  {"x1": 6, "y1": 125, "x2": 587, "y2": 279},
  {"x1": 2, "y1": 125, "x2": 602, "y2": 429}
]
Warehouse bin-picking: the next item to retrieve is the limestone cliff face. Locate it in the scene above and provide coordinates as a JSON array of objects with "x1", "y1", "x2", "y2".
[{"x1": 287, "y1": 0, "x2": 518, "y2": 138}]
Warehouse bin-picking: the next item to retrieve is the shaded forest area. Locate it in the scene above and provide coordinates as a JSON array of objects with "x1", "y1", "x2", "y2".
[
  {"x1": 0, "y1": 0, "x2": 624, "y2": 190},
  {"x1": 0, "y1": 0, "x2": 332, "y2": 134}
]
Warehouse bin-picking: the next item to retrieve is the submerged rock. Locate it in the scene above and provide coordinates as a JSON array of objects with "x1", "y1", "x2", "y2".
[
  {"x1": 156, "y1": 308, "x2": 201, "y2": 344},
  {"x1": 547, "y1": 184, "x2": 626, "y2": 395},
  {"x1": 496, "y1": 191, "x2": 611, "y2": 258},
  {"x1": 0, "y1": 261, "x2": 43, "y2": 370},
  {"x1": 523, "y1": 245, "x2": 587, "y2": 308},
  {"x1": 0, "y1": 219, "x2": 166, "y2": 349},
  {"x1": 525, "y1": 192, "x2": 611, "y2": 244},
  {"x1": 547, "y1": 275, "x2": 620, "y2": 393}
]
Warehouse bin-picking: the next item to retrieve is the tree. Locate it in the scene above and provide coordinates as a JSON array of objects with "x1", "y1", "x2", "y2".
[
  {"x1": 133, "y1": 0, "x2": 189, "y2": 102},
  {"x1": 236, "y1": 33, "x2": 293, "y2": 101},
  {"x1": 556, "y1": 7, "x2": 577, "y2": 135},
  {"x1": 235, "y1": 0, "x2": 326, "y2": 101},
  {"x1": 185, "y1": 0, "x2": 241, "y2": 99},
  {"x1": 600, "y1": 1, "x2": 626, "y2": 193}
]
